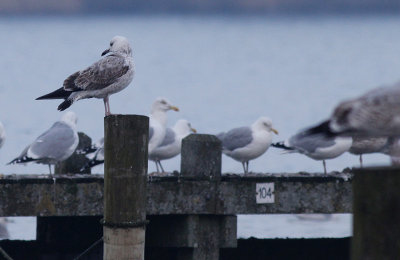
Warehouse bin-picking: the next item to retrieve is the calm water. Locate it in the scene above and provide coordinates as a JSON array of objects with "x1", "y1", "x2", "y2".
[
  {"x1": 1, "y1": 14, "x2": 399, "y2": 174},
  {"x1": 1, "y1": 14, "x2": 399, "y2": 239}
]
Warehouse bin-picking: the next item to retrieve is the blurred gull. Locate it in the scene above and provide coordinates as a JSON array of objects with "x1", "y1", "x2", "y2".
[
  {"x1": 148, "y1": 98, "x2": 179, "y2": 154},
  {"x1": 380, "y1": 137, "x2": 400, "y2": 166},
  {"x1": 79, "y1": 138, "x2": 104, "y2": 172},
  {"x1": 0, "y1": 121, "x2": 5, "y2": 149},
  {"x1": 149, "y1": 119, "x2": 196, "y2": 173},
  {"x1": 306, "y1": 83, "x2": 400, "y2": 137},
  {"x1": 217, "y1": 117, "x2": 278, "y2": 174},
  {"x1": 36, "y1": 36, "x2": 134, "y2": 116},
  {"x1": 8, "y1": 111, "x2": 79, "y2": 175},
  {"x1": 272, "y1": 130, "x2": 352, "y2": 174},
  {"x1": 348, "y1": 137, "x2": 387, "y2": 167}
]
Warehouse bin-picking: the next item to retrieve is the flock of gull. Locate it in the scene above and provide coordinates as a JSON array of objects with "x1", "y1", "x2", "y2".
[{"x1": 3, "y1": 35, "x2": 400, "y2": 175}]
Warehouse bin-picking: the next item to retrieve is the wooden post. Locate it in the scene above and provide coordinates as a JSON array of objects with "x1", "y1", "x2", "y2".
[
  {"x1": 179, "y1": 134, "x2": 224, "y2": 260},
  {"x1": 55, "y1": 132, "x2": 92, "y2": 174},
  {"x1": 352, "y1": 167, "x2": 400, "y2": 260},
  {"x1": 103, "y1": 115, "x2": 149, "y2": 260},
  {"x1": 181, "y1": 134, "x2": 221, "y2": 179}
]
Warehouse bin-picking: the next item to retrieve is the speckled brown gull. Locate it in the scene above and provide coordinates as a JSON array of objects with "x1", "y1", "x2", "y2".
[
  {"x1": 306, "y1": 82, "x2": 400, "y2": 137},
  {"x1": 36, "y1": 36, "x2": 134, "y2": 116}
]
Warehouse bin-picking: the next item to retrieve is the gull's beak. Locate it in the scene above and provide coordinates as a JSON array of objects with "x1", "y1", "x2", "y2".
[
  {"x1": 272, "y1": 128, "x2": 279, "y2": 135},
  {"x1": 170, "y1": 106, "x2": 179, "y2": 112},
  {"x1": 191, "y1": 128, "x2": 197, "y2": 133},
  {"x1": 101, "y1": 48, "x2": 110, "y2": 56}
]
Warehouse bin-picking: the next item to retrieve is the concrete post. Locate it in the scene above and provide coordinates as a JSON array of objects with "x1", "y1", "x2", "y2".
[
  {"x1": 55, "y1": 132, "x2": 92, "y2": 174},
  {"x1": 352, "y1": 167, "x2": 400, "y2": 260},
  {"x1": 103, "y1": 115, "x2": 149, "y2": 260}
]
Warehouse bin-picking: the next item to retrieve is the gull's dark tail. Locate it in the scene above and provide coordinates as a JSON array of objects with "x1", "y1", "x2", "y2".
[
  {"x1": 80, "y1": 159, "x2": 104, "y2": 173},
  {"x1": 36, "y1": 87, "x2": 70, "y2": 100},
  {"x1": 271, "y1": 141, "x2": 293, "y2": 150},
  {"x1": 57, "y1": 99, "x2": 73, "y2": 111},
  {"x1": 303, "y1": 120, "x2": 337, "y2": 137},
  {"x1": 76, "y1": 146, "x2": 98, "y2": 155},
  {"x1": 7, "y1": 156, "x2": 36, "y2": 165}
]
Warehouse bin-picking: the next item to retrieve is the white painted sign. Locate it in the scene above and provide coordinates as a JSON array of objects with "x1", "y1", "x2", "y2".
[{"x1": 256, "y1": 183, "x2": 275, "y2": 204}]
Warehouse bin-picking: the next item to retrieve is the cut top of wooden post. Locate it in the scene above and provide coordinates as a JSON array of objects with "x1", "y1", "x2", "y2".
[{"x1": 180, "y1": 134, "x2": 222, "y2": 178}]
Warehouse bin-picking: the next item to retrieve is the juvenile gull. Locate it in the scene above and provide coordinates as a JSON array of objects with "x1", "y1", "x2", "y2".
[
  {"x1": 148, "y1": 98, "x2": 179, "y2": 154},
  {"x1": 217, "y1": 117, "x2": 278, "y2": 174},
  {"x1": 78, "y1": 138, "x2": 104, "y2": 172},
  {"x1": 348, "y1": 137, "x2": 387, "y2": 167},
  {"x1": 149, "y1": 119, "x2": 196, "y2": 173},
  {"x1": 8, "y1": 111, "x2": 79, "y2": 174},
  {"x1": 272, "y1": 130, "x2": 352, "y2": 174},
  {"x1": 306, "y1": 82, "x2": 400, "y2": 137},
  {"x1": 36, "y1": 36, "x2": 134, "y2": 116}
]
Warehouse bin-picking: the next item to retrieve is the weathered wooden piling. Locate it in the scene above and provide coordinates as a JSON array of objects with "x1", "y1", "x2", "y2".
[
  {"x1": 103, "y1": 115, "x2": 149, "y2": 260},
  {"x1": 352, "y1": 167, "x2": 400, "y2": 260},
  {"x1": 178, "y1": 134, "x2": 236, "y2": 260}
]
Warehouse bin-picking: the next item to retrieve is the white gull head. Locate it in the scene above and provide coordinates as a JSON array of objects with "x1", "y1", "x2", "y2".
[
  {"x1": 174, "y1": 119, "x2": 197, "y2": 136},
  {"x1": 252, "y1": 116, "x2": 279, "y2": 135},
  {"x1": 151, "y1": 97, "x2": 180, "y2": 114},
  {"x1": 102, "y1": 35, "x2": 132, "y2": 57}
]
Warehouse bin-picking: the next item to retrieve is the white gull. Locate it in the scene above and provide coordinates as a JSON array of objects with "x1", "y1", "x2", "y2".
[
  {"x1": 217, "y1": 117, "x2": 278, "y2": 174},
  {"x1": 149, "y1": 119, "x2": 196, "y2": 173},
  {"x1": 272, "y1": 130, "x2": 352, "y2": 174},
  {"x1": 148, "y1": 98, "x2": 179, "y2": 155},
  {"x1": 8, "y1": 111, "x2": 79, "y2": 174}
]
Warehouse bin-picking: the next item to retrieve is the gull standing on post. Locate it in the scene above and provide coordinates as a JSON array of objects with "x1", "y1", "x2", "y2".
[
  {"x1": 36, "y1": 36, "x2": 134, "y2": 116},
  {"x1": 148, "y1": 98, "x2": 179, "y2": 154},
  {"x1": 149, "y1": 119, "x2": 196, "y2": 173},
  {"x1": 217, "y1": 117, "x2": 278, "y2": 174},
  {"x1": 8, "y1": 111, "x2": 79, "y2": 175},
  {"x1": 272, "y1": 130, "x2": 352, "y2": 174}
]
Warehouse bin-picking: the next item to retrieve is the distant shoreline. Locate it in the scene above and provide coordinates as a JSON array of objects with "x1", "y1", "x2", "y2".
[{"x1": 1, "y1": 0, "x2": 400, "y2": 15}]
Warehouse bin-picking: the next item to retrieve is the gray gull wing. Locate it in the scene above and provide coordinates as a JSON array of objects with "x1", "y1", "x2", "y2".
[
  {"x1": 158, "y1": 128, "x2": 176, "y2": 148},
  {"x1": 221, "y1": 127, "x2": 253, "y2": 151},
  {"x1": 29, "y1": 122, "x2": 76, "y2": 160},
  {"x1": 289, "y1": 132, "x2": 336, "y2": 154}
]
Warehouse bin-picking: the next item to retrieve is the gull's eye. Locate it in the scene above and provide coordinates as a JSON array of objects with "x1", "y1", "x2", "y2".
[
  {"x1": 161, "y1": 100, "x2": 167, "y2": 105},
  {"x1": 110, "y1": 42, "x2": 114, "y2": 46}
]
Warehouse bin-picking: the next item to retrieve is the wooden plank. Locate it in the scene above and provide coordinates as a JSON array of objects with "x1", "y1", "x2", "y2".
[{"x1": 0, "y1": 173, "x2": 352, "y2": 216}]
